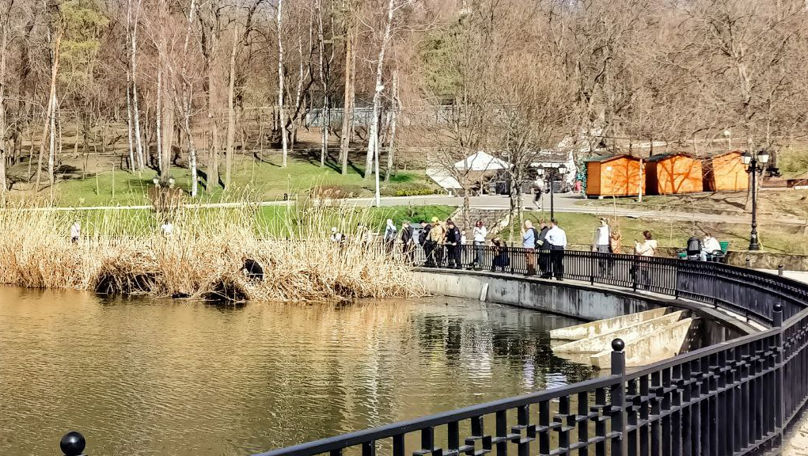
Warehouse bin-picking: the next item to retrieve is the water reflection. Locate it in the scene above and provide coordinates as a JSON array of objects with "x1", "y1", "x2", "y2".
[{"x1": 0, "y1": 288, "x2": 593, "y2": 455}]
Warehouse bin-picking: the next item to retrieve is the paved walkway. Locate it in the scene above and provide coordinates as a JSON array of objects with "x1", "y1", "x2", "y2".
[{"x1": 12, "y1": 192, "x2": 808, "y2": 225}]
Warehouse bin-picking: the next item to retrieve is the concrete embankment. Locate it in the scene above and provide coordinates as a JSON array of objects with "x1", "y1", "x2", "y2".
[{"x1": 414, "y1": 270, "x2": 660, "y2": 322}]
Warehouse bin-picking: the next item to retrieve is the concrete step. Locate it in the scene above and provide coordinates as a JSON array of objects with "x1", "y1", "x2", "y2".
[
  {"x1": 553, "y1": 311, "x2": 685, "y2": 354},
  {"x1": 590, "y1": 318, "x2": 693, "y2": 369},
  {"x1": 549, "y1": 308, "x2": 667, "y2": 341}
]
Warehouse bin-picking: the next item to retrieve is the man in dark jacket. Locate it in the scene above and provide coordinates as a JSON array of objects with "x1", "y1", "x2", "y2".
[
  {"x1": 400, "y1": 221, "x2": 415, "y2": 263},
  {"x1": 445, "y1": 219, "x2": 462, "y2": 269},
  {"x1": 537, "y1": 221, "x2": 551, "y2": 278},
  {"x1": 420, "y1": 220, "x2": 434, "y2": 266}
]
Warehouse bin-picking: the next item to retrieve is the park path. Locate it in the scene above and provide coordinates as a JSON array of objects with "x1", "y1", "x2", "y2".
[{"x1": 11, "y1": 192, "x2": 808, "y2": 226}]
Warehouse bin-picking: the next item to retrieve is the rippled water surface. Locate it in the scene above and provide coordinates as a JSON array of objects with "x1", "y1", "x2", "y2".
[{"x1": 0, "y1": 287, "x2": 594, "y2": 455}]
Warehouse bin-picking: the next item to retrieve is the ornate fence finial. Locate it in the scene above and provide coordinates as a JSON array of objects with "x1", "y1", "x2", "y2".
[{"x1": 60, "y1": 431, "x2": 86, "y2": 456}]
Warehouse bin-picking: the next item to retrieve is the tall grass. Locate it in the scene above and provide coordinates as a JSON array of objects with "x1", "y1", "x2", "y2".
[{"x1": 0, "y1": 199, "x2": 422, "y2": 302}]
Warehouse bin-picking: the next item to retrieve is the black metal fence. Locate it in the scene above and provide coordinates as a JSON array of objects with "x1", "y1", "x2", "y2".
[{"x1": 249, "y1": 245, "x2": 808, "y2": 456}]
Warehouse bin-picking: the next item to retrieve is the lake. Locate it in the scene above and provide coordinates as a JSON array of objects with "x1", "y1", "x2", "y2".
[{"x1": 0, "y1": 287, "x2": 594, "y2": 455}]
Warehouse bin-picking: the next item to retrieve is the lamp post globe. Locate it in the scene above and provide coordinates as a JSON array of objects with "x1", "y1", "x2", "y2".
[
  {"x1": 742, "y1": 151, "x2": 752, "y2": 166},
  {"x1": 757, "y1": 149, "x2": 769, "y2": 164}
]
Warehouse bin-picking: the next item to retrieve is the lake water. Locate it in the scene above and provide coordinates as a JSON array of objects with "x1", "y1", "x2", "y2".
[{"x1": 0, "y1": 287, "x2": 594, "y2": 455}]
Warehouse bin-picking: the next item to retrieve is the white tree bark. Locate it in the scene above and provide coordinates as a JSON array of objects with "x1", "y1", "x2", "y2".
[
  {"x1": 225, "y1": 27, "x2": 238, "y2": 188},
  {"x1": 129, "y1": 0, "x2": 144, "y2": 170},
  {"x1": 156, "y1": 68, "x2": 163, "y2": 173},
  {"x1": 277, "y1": 0, "x2": 288, "y2": 167},
  {"x1": 384, "y1": 69, "x2": 399, "y2": 182},
  {"x1": 125, "y1": 75, "x2": 136, "y2": 171},
  {"x1": 0, "y1": 20, "x2": 8, "y2": 197},
  {"x1": 316, "y1": 0, "x2": 329, "y2": 167},
  {"x1": 364, "y1": 0, "x2": 396, "y2": 181}
]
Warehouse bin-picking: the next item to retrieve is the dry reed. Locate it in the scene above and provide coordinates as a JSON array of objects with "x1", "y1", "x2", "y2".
[{"x1": 0, "y1": 200, "x2": 423, "y2": 302}]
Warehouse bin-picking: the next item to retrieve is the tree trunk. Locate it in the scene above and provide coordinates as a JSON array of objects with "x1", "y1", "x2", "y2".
[
  {"x1": 40, "y1": 32, "x2": 61, "y2": 193},
  {"x1": 0, "y1": 22, "x2": 7, "y2": 198},
  {"x1": 47, "y1": 94, "x2": 57, "y2": 192},
  {"x1": 156, "y1": 69, "x2": 163, "y2": 175},
  {"x1": 225, "y1": 27, "x2": 238, "y2": 188},
  {"x1": 364, "y1": 0, "x2": 395, "y2": 181},
  {"x1": 277, "y1": 0, "x2": 288, "y2": 168},
  {"x1": 316, "y1": 0, "x2": 328, "y2": 167},
  {"x1": 384, "y1": 69, "x2": 399, "y2": 182},
  {"x1": 126, "y1": 74, "x2": 136, "y2": 171},
  {"x1": 183, "y1": 93, "x2": 198, "y2": 197},
  {"x1": 129, "y1": 0, "x2": 145, "y2": 170},
  {"x1": 339, "y1": 17, "x2": 355, "y2": 175}
]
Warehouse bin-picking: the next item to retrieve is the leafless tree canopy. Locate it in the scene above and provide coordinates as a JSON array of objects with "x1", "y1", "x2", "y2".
[{"x1": 0, "y1": 0, "x2": 806, "y2": 196}]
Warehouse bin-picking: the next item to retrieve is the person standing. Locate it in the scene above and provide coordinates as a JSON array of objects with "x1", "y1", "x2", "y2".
[
  {"x1": 472, "y1": 220, "x2": 487, "y2": 270},
  {"x1": 537, "y1": 220, "x2": 551, "y2": 278},
  {"x1": 521, "y1": 220, "x2": 537, "y2": 276},
  {"x1": 635, "y1": 231, "x2": 658, "y2": 257},
  {"x1": 70, "y1": 220, "x2": 81, "y2": 244},
  {"x1": 428, "y1": 216, "x2": 446, "y2": 267},
  {"x1": 383, "y1": 219, "x2": 397, "y2": 253},
  {"x1": 400, "y1": 221, "x2": 415, "y2": 263},
  {"x1": 491, "y1": 237, "x2": 510, "y2": 272},
  {"x1": 592, "y1": 218, "x2": 611, "y2": 275},
  {"x1": 634, "y1": 230, "x2": 658, "y2": 288},
  {"x1": 445, "y1": 219, "x2": 462, "y2": 269},
  {"x1": 545, "y1": 219, "x2": 567, "y2": 280},
  {"x1": 421, "y1": 219, "x2": 434, "y2": 266}
]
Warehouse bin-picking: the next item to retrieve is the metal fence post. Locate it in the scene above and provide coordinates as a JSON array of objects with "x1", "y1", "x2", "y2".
[
  {"x1": 778, "y1": 265, "x2": 784, "y2": 277},
  {"x1": 773, "y1": 304, "x2": 785, "y2": 446},
  {"x1": 610, "y1": 339, "x2": 627, "y2": 456},
  {"x1": 60, "y1": 432, "x2": 86, "y2": 456}
]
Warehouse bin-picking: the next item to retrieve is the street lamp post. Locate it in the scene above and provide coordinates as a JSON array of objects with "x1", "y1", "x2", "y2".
[
  {"x1": 539, "y1": 164, "x2": 567, "y2": 220},
  {"x1": 742, "y1": 150, "x2": 769, "y2": 251}
]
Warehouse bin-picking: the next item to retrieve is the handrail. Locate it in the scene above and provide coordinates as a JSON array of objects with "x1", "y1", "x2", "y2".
[
  {"x1": 252, "y1": 376, "x2": 622, "y2": 456},
  {"x1": 249, "y1": 245, "x2": 808, "y2": 456}
]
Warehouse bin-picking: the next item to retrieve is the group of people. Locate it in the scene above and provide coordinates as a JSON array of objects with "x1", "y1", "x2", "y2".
[
  {"x1": 520, "y1": 219, "x2": 568, "y2": 279},
  {"x1": 68, "y1": 219, "x2": 176, "y2": 244}
]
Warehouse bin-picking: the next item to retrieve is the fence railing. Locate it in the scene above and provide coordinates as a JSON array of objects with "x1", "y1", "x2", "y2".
[{"x1": 246, "y1": 244, "x2": 808, "y2": 456}]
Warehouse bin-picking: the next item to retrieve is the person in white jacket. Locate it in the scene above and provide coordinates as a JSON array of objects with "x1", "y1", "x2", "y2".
[{"x1": 472, "y1": 221, "x2": 487, "y2": 269}]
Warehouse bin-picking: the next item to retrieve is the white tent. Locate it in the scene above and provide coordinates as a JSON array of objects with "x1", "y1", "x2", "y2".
[
  {"x1": 426, "y1": 167, "x2": 462, "y2": 190},
  {"x1": 454, "y1": 151, "x2": 510, "y2": 172}
]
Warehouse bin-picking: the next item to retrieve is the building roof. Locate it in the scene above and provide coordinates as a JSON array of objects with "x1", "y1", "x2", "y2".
[
  {"x1": 454, "y1": 151, "x2": 511, "y2": 172},
  {"x1": 646, "y1": 153, "x2": 696, "y2": 163},
  {"x1": 425, "y1": 168, "x2": 462, "y2": 190},
  {"x1": 583, "y1": 154, "x2": 640, "y2": 164}
]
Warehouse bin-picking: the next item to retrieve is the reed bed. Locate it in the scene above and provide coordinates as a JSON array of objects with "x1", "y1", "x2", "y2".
[{"x1": 0, "y1": 200, "x2": 423, "y2": 302}]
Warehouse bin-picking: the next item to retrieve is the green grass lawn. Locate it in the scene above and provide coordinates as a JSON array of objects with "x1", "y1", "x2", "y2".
[
  {"x1": 41, "y1": 156, "x2": 435, "y2": 207},
  {"x1": 63, "y1": 204, "x2": 455, "y2": 238},
  {"x1": 499, "y1": 211, "x2": 808, "y2": 254}
]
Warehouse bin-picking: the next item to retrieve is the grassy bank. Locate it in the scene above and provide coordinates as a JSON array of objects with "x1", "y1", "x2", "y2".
[
  {"x1": 0, "y1": 203, "x2": 434, "y2": 302},
  {"x1": 499, "y1": 212, "x2": 808, "y2": 254},
  {"x1": 9, "y1": 155, "x2": 436, "y2": 207}
]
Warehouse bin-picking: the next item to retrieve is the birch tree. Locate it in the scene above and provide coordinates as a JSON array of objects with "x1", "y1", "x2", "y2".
[{"x1": 276, "y1": 0, "x2": 288, "y2": 168}]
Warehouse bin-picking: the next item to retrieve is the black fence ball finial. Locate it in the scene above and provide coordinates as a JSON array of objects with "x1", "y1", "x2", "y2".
[
  {"x1": 611, "y1": 338, "x2": 625, "y2": 352},
  {"x1": 774, "y1": 303, "x2": 784, "y2": 313},
  {"x1": 60, "y1": 431, "x2": 86, "y2": 456}
]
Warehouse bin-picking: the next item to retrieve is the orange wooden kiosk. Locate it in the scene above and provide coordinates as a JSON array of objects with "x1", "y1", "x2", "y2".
[
  {"x1": 585, "y1": 155, "x2": 645, "y2": 197},
  {"x1": 645, "y1": 153, "x2": 703, "y2": 195},
  {"x1": 702, "y1": 151, "x2": 749, "y2": 192}
]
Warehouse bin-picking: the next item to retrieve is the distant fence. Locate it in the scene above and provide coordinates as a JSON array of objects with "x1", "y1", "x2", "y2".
[{"x1": 251, "y1": 245, "x2": 808, "y2": 456}]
